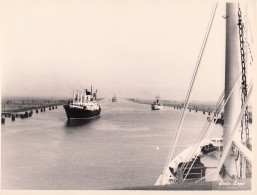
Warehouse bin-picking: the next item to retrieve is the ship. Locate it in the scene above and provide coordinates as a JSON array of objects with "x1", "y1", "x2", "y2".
[
  {"x1": 63, "y1": 86, "x2": 101, "y2": 122},
  {"x1": 151, "y1": 96, "x2": 163, "y2": 110},
  {"x1": 155, "y1": 2, "x2": 253, "y2": 187},
  {"x1": 112, "y1": 95, "x2": 118, "y2": 102}
]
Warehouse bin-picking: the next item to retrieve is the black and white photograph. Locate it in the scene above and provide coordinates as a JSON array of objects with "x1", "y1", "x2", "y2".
[{"x1": 1, "y1": 0, "x2": 256, "y2": 193}]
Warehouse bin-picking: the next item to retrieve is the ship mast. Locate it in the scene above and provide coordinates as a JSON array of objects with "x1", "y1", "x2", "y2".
[{"x1": 223, "y1": 2, "x2": 241, "y2": 178}]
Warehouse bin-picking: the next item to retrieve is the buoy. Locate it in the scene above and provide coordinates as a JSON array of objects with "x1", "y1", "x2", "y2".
[
  {"x1": 1, "y1": 116, "x2": 5, "y2": 124},
  {"x1": 12, "y1": 115, "x2": 15, "y2": 121}
]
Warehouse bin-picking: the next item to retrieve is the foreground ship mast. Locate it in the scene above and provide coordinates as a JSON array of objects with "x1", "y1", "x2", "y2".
[
  {"x1": 222, "y1": 2, "x2": 241, "y2": 178},
  {"x1": 219, "y1": 2, "x2": 252, "y2": 180},
  {"x1": 155, "y1": 2, "x2": 253, "y2": 185}
]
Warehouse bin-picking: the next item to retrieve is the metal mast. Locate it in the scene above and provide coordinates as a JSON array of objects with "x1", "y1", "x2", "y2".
[{"x1": 223, "y1": 2, "x2": 241, "y2": 178}]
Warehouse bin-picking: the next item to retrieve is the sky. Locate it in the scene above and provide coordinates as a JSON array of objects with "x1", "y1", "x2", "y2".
[{"x1": 0, "y1": 0, "x2": 255, "y2": 101}]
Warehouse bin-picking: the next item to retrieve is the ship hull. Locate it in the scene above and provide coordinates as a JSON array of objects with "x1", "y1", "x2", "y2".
[{"x1": 63, "y1": 104, "x2": 101, "y2": 120}]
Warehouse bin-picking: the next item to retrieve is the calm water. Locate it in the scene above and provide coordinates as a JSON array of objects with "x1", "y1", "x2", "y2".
[{"x1": 1, "y1": 99, "x2": 222, "y2": 190}]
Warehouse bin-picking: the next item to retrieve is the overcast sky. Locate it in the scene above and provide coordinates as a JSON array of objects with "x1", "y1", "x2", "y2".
[{"x1": 1, "y1": 0, "x2": 255, "y2": 101}]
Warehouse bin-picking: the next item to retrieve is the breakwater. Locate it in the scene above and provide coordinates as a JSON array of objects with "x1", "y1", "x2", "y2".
[
  {"x1": 2, "y1": 98, "x2": 68, "y2": 112},
  {"x1": 1, "y1": 98, "x2": 69, "y2": 123}
]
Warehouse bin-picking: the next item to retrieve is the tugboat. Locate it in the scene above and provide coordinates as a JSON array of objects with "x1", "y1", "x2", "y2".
[
  {"x1": 63, "y1": 86, "x2": 101, "y2": 122},
  {"x1": 112, "y1": 95, "x2": 118, "y2": 102},
  {"x1": 151, "y1": 96, "x2": 163, "y2": 110}
]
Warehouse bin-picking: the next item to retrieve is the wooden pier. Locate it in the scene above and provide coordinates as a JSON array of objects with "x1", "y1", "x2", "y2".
[
  {"x1": 1, "y1": 98, "x2": 69, "y2": 122},
  {"x1": 127, "y1": 98, "x2": 252, "y2": 122}
]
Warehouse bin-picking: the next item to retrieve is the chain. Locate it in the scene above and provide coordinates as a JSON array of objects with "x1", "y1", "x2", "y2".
[{"x1": 238, "y1": 7, "x2": 250, "y2": 149}]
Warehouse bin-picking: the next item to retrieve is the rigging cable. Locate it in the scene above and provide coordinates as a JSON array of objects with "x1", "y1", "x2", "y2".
[
  {"x1": 193, "y1": 79, "x2": 253, "y2": 183},
  {"x1": 176, "y1": 90, "x2": 224, "y2": 172},
  {"x1": 214, "y1": 80, "x2": 253, "y2": 180},
  {"x1": 161, "y1": 3, "x2": 219, "y2": 183},
  {"x1": 177, "y1": 91, "x2": 225, "y2": 181},
  {"x1": 183, "y1": 74, "x2": 243, "y2": 181}
]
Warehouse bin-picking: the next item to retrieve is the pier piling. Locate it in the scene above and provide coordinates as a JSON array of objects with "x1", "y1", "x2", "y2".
[{"x1": 1, "y1": 116, "x2": 5, "y2": 124}]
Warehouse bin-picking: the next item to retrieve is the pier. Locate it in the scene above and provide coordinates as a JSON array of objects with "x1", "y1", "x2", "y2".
[
  {"x1": 127, "y1": 98, "x2": 220, "y2": 113},
  {"x1": 127, "y1": 98, "x2": 252, "y2": 122},
  {"x1": 1, "y1": 98, "x2": 69, "y2": 122}
]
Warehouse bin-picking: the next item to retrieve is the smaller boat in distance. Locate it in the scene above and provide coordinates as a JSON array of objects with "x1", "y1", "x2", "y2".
[
  {"x1": 151, "y1": 96, "x2": 163, "y2": 110},
  {"x1": 63, "y1": 86, "x2": 101, "y2": 122},
  {"x1": 112, "y1": 95, "x2": 118, "y2": 102}
]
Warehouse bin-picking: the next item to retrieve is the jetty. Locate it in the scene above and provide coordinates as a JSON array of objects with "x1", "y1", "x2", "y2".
[
  {"x1": 127, "y1": 98, "x2": 252, "y2": 121},
  {"x1": 1, "y1": 98, "x2": 69, "y2": 122}
]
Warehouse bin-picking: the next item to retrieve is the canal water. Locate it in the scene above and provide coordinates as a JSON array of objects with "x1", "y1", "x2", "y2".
[{"x1": 1, "y1": 99, "x2": 222, "y2": 190}]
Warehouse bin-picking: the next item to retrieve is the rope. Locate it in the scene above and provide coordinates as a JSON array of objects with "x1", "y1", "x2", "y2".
[
  {"x1": 161, "y1": 3, "x2": 218, "y2": 179},
  {"x1": 182, "y1": 73, "x2": 243, "y2": 181},
  {"x1": 176, "y1": 95, "x2": 224, "y2": 182},
  {"x1": 194, "y1": 85, "x2": 252, "y2": 184},
  {"x1": 178, "y1": 90, "x2": 224, "y2": 172}
]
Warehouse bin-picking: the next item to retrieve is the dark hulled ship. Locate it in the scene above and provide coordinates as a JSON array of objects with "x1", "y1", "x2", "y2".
[{"x1": 63, "y1": 86, "x2": 101, "y2": 122}]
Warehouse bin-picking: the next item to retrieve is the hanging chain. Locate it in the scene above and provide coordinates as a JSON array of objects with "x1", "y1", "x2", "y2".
[{"x1": 238, "y1": 7, "x2": 250, "y2": 149}]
